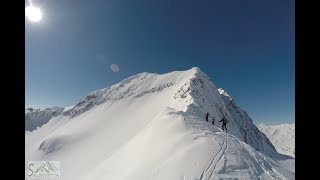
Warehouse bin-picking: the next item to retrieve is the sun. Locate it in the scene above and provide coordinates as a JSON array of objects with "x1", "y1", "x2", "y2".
[{"x1": 25, "y1": 5, "x2": 42, "y2": 22}]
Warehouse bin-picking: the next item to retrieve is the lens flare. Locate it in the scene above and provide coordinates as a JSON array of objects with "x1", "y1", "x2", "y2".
[{"x1": 110, "y1": 64, "x2": 120, "y2": 72}]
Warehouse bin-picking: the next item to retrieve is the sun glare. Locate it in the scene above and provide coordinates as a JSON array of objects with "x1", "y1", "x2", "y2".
[{"x1": 25, "y1": 5, "x2": 42, "y2": 22}]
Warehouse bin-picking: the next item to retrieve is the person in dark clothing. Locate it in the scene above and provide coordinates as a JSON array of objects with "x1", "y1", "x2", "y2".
[
  {"x1": 219, "y1": 117, "x2": 228, "y2": 132},
  {"x1": 211, "y1": 117, "x2": 215, "y2": 125},
  {"x1": 204, "y1": 112, "x2": 209, "y2": 122}
]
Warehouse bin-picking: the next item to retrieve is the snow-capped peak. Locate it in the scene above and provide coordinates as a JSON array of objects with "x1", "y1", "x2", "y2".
[
  {"x1": 25, "y1": 67, "x2": 294, "y2": 180},
  {"x1": 189, "y1": 66, "x2": 202, "y2": 74},
  {"x1": 30, "y1": 67, "x2": 277, "y2": 157}
]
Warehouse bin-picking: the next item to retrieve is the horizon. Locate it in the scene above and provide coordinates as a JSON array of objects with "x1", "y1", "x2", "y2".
[{"x1": 26, "y1": 0, "x2": 294, "y2": 125}]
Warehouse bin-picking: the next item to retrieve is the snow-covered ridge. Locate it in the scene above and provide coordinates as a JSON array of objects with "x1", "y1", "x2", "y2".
[
  {"x1": 217, "y1": 88, "x2": 280, "y2": 158},
  {"x1": 25, "y1": 67, "x2": 294, "y2": 179},
  {"x1": 62, "y1": 67, "x2": 204, "y2": 118},
  {"x1": 258, "y1": 123, "x2": 295, "y2": 158}
]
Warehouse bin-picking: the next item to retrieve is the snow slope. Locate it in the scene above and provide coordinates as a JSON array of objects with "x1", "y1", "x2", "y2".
[
  {"x1": 25, "y1": 67, "x2": 294, "y2": 179},
  {"x1": 258, "y1": 124, "x2": 295, "y2": 158}
]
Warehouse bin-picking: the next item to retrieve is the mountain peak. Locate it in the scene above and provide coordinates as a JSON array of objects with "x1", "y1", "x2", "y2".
[
  {"x1": 187, "y1": 67, "x2": 207, "y2": 77},
  {"x1": 26, "y1": 68, "x2": 294, "y2": 179},
  {"x1": 33, "y1": 68, "x2": 277, "y2": 158},
  {"x1": 189, "y1": 66, "x2": 201, "y2": 73}
]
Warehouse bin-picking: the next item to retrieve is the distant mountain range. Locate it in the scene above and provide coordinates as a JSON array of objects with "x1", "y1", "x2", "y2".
[{"x1": 258, "y1": 123, "x2": 295, "y2": 158}]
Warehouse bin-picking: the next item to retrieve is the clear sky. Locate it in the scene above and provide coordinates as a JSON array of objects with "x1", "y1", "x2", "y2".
[{"x1": 25, "y1": 0, "x2": 294, "y2": 125}]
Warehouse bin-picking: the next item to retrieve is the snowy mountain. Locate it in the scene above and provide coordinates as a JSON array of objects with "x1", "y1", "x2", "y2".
[
  {"x1": 258, "y1": 123, "x2": 295, "y2": 158},
  {"x1": 25, "y1": 106, "x2": 64, "y2": 131},
  {"x1": 25, "y1": 67, "x2": 294, "y2": 179}
]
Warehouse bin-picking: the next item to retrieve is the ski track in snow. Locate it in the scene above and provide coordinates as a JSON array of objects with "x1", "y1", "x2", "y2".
[
  {"x1": 199, "y1": 131, "x2": 228, "y2": 180},
  {"x1": 183, "y1": 116, "x2": 229, "y2": 180}
]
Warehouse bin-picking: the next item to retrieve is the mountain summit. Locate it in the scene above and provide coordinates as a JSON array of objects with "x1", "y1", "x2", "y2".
[{"x1": 26, "y1": 67, "x2": 294, "y2": 180}]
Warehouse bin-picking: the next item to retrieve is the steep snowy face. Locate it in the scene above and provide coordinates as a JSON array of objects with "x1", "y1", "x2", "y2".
[
  {"x1": 25, "y1": 106, "x2": 64, "y2": 132},
  {"x1": 258, "y1": 124, "x2": 295, "y2": 157},
  {"x1": 168, "y1": 70, "x2": 279, "y2": 158},
  {"x1": 216, "y1": 88, "x2": 278, "y2": 158},
  {"x1": 25, "y1": 67, "x2": 294, "y2": 180}
]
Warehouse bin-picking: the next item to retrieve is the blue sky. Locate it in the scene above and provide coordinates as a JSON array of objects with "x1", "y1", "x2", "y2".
[{"x1": 25, "y1": 0, "x2": 294, "y2": 125}]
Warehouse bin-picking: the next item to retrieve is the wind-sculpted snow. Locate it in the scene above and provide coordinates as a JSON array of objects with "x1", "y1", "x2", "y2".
[{"x1": 25, "y1": 67, "x2": 294, "y2": 179}]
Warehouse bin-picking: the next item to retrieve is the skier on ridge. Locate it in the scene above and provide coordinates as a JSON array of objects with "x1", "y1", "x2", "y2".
[
  {"x1": 219, "y1": 116, "x2": 229, "y2": 132},
  {"x1": 204, "y1": 112, "x2": 209, "y2": 122}
]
